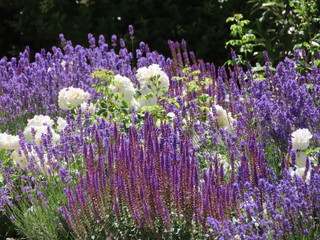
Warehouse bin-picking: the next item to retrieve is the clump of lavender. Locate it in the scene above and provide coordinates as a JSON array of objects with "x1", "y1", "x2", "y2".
[
  {"x1": 59, "y1": 116, "x2": 320, "y2": 239},
  {"x1": 207, "y1": 170, "x2": 320, "y2": 239},
  {"x1": 61, "y1": 117, "x2": 200, "y2": 239}
]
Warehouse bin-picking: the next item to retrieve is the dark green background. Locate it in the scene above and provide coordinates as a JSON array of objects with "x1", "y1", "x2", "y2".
[{"x1": 0, "y1": 0, "x2": 247, "y2": 65}]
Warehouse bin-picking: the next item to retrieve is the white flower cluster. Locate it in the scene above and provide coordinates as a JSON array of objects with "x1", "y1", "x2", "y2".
[
  {"x1": 23, "y1": 115, "x2": 60, "y2": 145},
  {"x1": 136, "y1": 64, "x2": 169, "y2": 91},
  {"x1": 10, "y1": 149, "x2": 29, "y2": 169},
  {"x1": 110, "y1": 75, "x2": 136, "y2": 101},
  {"x1": 0, "y1": 115, "x2": 68, "y2": 171},
  {"x1": 103, "y1": 65, "x2": 170, "y2": 110},
  {"x1": 0, "y1": 133, "x2": 20, "y2": 150},
  {"x1": 291, "y1": 128, "x2": 312, "y2": 150},
  {"x1": 58, "y1": 87, "x2": 91, "y2": 110},
  {"x1": 57, "y1": 117, "x2": 68, "y2": 131},
  {"x1": 109, "y1": 74, "x2": 139, "y2": 108},
  {"x1": 26, "y1": 115, "x2": 55, "y2": 127},
  {"x1": 98, "y1": 65, "x2": 169, "y2": 110},
  {"x1": 136, "y1": 64, "x2": 169, "y2": 107},
  {"x1": 80, "y1": 102, "x2": 96, "y2": 114},
  {"x1": 289, "y1": 128, "x2": 313, "y2": 182},
  {"x1": 11, "y1": 146, "x2": 52, "y2": 175},
  {"x1": 212, "y1": 105, "x2": 234, "y2": 131}
]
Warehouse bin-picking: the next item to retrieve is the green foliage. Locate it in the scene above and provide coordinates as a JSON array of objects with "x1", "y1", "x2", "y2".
[
  {"x1": 0, "y1": 152, "x2": 19, "y2": 238},
  {"x1": 223, "y1": 0, "x2": 320, "y2": 66},
  {"x1": 91, "y1": 69, "x2": 133, "y2": 127},
  {"x1": 5, "y1": 177, "x2": 70, "y2": 240},
  {"x1": 91, "y1": 68, "x2": 175, "y2": 130},
  {"x1": 289, "y1": 0, "x2": 320, "y2": 55},
  {"x1": 91, "y1": 68, "x2": 113, "y2": 83},
  {"x1": 246, "y1": 0, "x2": 320, "y2": 63},
  {"x1": 225, "y1": 14, "x2": 260, "y2": 66}
]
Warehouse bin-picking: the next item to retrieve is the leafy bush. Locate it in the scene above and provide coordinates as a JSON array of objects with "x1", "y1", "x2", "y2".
[{"x1": 230, "y1": 0, "x2": 320, "y2": 64}]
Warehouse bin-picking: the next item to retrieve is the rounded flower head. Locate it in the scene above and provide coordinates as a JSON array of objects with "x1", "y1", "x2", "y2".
[
  {"x1": 0, "y1": 133, "x2": 20, "y2": 150},
  {"x1": 11, "y1": 149, "x2": 29, "y2": 169},
  {"x1": 23, "y1": 126, "x2": 60, "y2": 145},
  {"x1": 130, "y1": 98, "x2": 140, "y2": 109},
  {"x1": 213, "y1": 105, "x2": 234, "y2": 131},
  {"x1": 109, "y1": 74, "x2": 136, "y2": 101},
  {"x1": 291, "y1": 128, "x2": 312, "y2": 150},
  {"x1": 137, "y1": 96, "x2": 158, "y2": 108},
  {"x1": 136, "y1": 64, "x2": 169, "y2": 94},
  {"x1": 295, "y1": 151, "x2": 307, "y2": 168},
  {"x1": 11, "y1": 148, "x2": 52, "y2": 175},
  {"x1": 27, "y1": 115, "x2": 54, "y2": 128},
  {"x1": 57, "y1": 117, "x2": 68, "y2": 131},
  {"x1": 58, "y1": 87, "x2": 91, "y2": 110},
  {"x1": 80, "y1": 102, "x2": 96, "y2": 114},
  {"x1": 166, "y1": 112, "x2": 176, "y2": 119}
]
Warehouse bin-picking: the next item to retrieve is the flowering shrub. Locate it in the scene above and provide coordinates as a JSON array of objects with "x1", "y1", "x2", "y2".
[
  {"x1": 0, "y1": 27, "x2": 320, "y2": 239},
  {"x1": 0, "y1": 133, "x2": 19, "y2": 150},
  {"x1": 291, "y1": 128, "x2": 313, "y2": 150},
  {"x1": 58, "y1": 87, "x2": 91, "y2": 111}
]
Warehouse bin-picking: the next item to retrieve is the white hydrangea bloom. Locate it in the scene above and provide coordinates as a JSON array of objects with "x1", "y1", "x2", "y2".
[
  {"x1": 0, "y1": 133, "x2": 20, "y2": 150},
  {"x1": 295, "y1": 151, "x2": 307, "y2": 168},
  {"x1": 136, "y1": 64, "x2": 169, "y2": 94},
  {"x1": 11, "y1": 149, "x2": 29, "y2": 169},
  {"x1": 58, "y1": 87, "x2": 91, "y2": 110},
  {"x1": 107, "y1": 74, "x2": 140, "y2": 109},
  {"x1": 11, "y1": 148, "x2": 52, "y2": 175},
  {"x1": 212, "y1": 105, "x2": 234, "y2": 131},
  {"x1": 130, "y1": 98, "x2": 140, "y2": 110},
  {"x1": 27, "y1": 115, "x2": 54, "y2": 127},
  {"x1": 291, "y1": 128, "x2": 312, "y2": 150},
  {"x1": 80, "y1": 102, "x2": 96, "y2": 114},
  {"x1": 166, "y1": 112, "x2": 176, "y2": 119},
  {"x1": 57, "y1": 117, "x2": 68, "y2": 131},
  {"x1": 24, "y1": 126, "x2": 47, "y2": 143},
  {"x1": 51, "y1": 131, "x2": 60, "y2": 144},
  {"x1": 136, "y1": 64, "x2": 169, "y2": 109},
  {"x1": 110, "y1": 75, "x2": 136, "y2": 102},
  {"x1": 138, "y1": 96, "x2": 158, "y2": 109},
  {"x1": 23, "y1": 125, "x2": 60, "y2": 145}
]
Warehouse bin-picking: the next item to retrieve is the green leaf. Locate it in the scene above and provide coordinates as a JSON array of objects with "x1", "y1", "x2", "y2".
[
  {"x1": 91, "y1": 69, "x2": 114, "y2": 81},
  {"x1": 121, "y1": 100, "x2": 129, "y2": 108},
  {"x1": 97, "y1": 109, "x2": 106, "y2": 116},
  {"x1": 314, "y1": 60, "x2": 320, "y2": 67},
  {"x1": 242, "y1": 33, "x2": 256, "y2": 42},
  {"x1": 304, "y1": 147, "x2": 320, "y2": 155},
  {"x1": 100, "y1": 102, "x2": 107, "y2": 109},
  {"x1": 262, "y1": 2, "x2": 277, "y2": 7}
]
